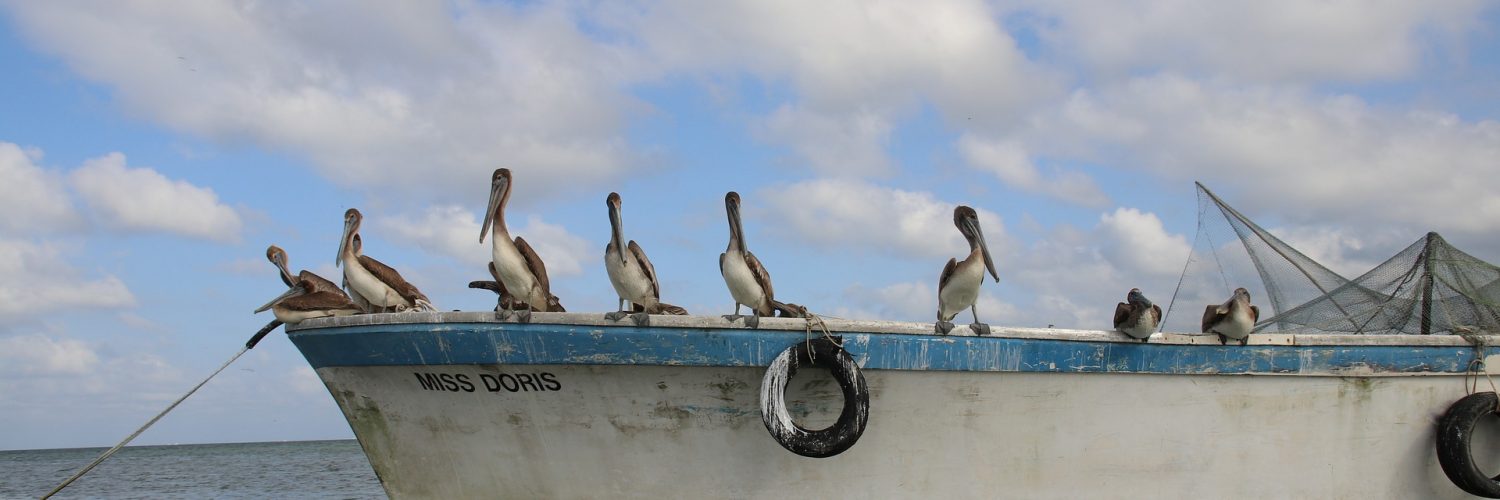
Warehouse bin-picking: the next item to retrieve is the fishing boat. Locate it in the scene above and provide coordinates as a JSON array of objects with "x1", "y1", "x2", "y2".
[{"x1": 287, "y1": 311, "x2": 1500, "y2": 498}]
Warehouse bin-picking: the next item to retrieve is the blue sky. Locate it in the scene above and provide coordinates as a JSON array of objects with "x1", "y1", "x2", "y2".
[{"x1": 1, "y1": 1, "x2": 1497, "y2": 450}]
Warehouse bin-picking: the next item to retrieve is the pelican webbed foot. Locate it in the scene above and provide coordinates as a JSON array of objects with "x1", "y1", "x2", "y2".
[
  {"x1": 494, "y1": 307, "x2": 512, "y2": 321},
  {"x1": 604, "y1": 311, "x2": 630, "y2": 322},
  {"x1": 970, "y1": 322, "x2": 991, "y2": 337},
  {"x1": 935, "y1": 321, "x2": 955, "y2": 335},
  {"x1": 629, "y1": 312, "x2": 650, "y2": 327},
  {"x1": 515, "y1": 309, "x2": 532, "y2": 324}
]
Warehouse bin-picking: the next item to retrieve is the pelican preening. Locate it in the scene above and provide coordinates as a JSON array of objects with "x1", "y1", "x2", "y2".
[
  {"x1": 1203, "y1": 287, "x2": 1260, "y2": 345},
  {"x1": 255, "y1": 275, "x2": 363, "y2": 325},
  {"x1": 481, "y1": 168, "x2": 565, "y2": 323},
  {"x1": 604, "y1": 192, "x2": 688, "y2": 327},
  {"x1": 266, "y1": 245, "x2": 342, "y2": 295},
  {"x1": 337, "y1": 208, "x2": 435, "y2": 313},
  {"x1": 936, "y1": 206, "x2": 1000, "y2": 336},
  {"x1": 1114, "y1": 288, "x2": 1162, "y2": 342}
]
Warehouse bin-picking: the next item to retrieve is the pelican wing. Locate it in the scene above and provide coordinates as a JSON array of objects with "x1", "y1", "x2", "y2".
[
  {"x1": 1113, "y1": 302, "x2": 1131, "y2": 329},
  {"x1": 357, "y1": 254, "x2": 432, "y2": 307},
  {"x1": 937, "y1": 257, "x2": 958, "y2": 292},
  {"x1": 1150, "y1": 304, "x2": 1163, "y2": 324},
  {"x1": 743, "y1": 250, "x2": 774, "y2": 300},
  {"x1": 513, "y1": 236, "x2": 552, "y2": 295},
  {"x1": 1201, "y1": 305, "x2": 1223, "y2": 333},
  {"x1": 1249, "y1": 304, "x2": 1260, "y2": 322},
  {"x1": 628, "y1": 240, "x2": 661, "y2": 300},
  {"x1": 283, "y1": 290, "x2": 361, "y2": 312},
  {"x1": 299, "y1": 270, "x2": 345, "y2": 296}
]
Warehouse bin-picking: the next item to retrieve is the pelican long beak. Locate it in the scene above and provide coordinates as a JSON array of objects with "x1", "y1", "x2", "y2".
[
  {"x1": 608, "y1": 197, "x2": 625, "y2": 264},
  {"x1": 480, "y1": 176, "x2": 506, "y2": 244},
  {"x1": 965, "y1": 215, "x2": 999, "y2": 282},
  {"x1": 336, "y1": 217, "x2": 355, "y2": 267},
  {"x1": 256, "y1": 285, "x2": 306, "y2": 313},
  {"x1": 726, "y1": 196, "x2": 744, "y2": 250}
]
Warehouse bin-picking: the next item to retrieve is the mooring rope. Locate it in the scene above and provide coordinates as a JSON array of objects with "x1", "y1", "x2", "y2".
[
  {"x1": 795, "y1": 306, "x2": 842, "y2": 363},
  {"x1": 42, "y1": 320, "x2": 283, "y2": 499}
]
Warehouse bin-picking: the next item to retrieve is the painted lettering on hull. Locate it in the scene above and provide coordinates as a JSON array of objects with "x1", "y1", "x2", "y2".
[{"x1": 413, "y1": 371, "x2": 561, "y2": 393}]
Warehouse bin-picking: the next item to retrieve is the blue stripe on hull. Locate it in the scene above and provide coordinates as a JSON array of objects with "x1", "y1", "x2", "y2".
[{"x1": 286, "y1": 322, "x2": 1482, "y2": 376}]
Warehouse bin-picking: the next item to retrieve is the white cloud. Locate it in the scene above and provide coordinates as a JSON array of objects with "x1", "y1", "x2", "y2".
[
  {"x1": 0, "y1": 142, "x2": 78, "y2": 233},
  {"x1": 1097, "y1": 207, "x2": 1191, "y2": 276},
  {"x1": 607, "y1": 0, "x2": 1057, "y2": 176},
  {"x1": 1026, "y1": 0, "x2": 1485, "y2": 82},
  {"x1": 0, "y1": 238, "x2": 135, "y2": 320},
  {"x1": 379, "y1": 206, "x2": 592, "y2": 278},
  {"x1": 0, "y1": 334, "x2": 99, "y2": 376},
  {"x1": 757, "y1": 178, "x2": 1006, "y2": 259},
  {"x1": 758, "y1": 105, "x2": 896, "y2": 176},
  {"x1": 959, "y1": 135, "x2": 1109, "y2": 207},
  {"x1": 1018, "y1": 74, "x2": 1500, "y2": 240},
  {"x1": 69, "y1": 152, "x2": 243, "y2": 243},
  {"x1": 6, "y1": 1, "x2": 644, "y2": 201}
]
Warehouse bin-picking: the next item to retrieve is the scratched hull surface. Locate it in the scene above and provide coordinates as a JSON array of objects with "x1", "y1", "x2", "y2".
[{"x1": 288, "y1": 313, "x2": 1500, "y2": 499}]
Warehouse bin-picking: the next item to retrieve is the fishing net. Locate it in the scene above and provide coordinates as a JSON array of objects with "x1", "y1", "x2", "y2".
[{"x1": 1162, "y1": 183, "x2": 1500, "y2": 335}]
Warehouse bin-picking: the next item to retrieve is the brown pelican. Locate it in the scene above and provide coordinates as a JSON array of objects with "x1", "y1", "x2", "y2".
[
  {"x1": 480, "y1": 168, "x2": 564, "y2": 322},
  {"x1": 336, "y1": 208, "x2": 435, "y2": 313},
  {"x1": 603, "y1": 192, "x2": 688, "y2": 326},
  {"x1": 936, "y1": 206, "x2": 999, "y2": 336},
  {"x1": 720, "y1": 191, "x2": 783, "y2": 328},
  {"x1": 265, "y1": 245, "x2": 343, "y2": 295},
  {"x1": 1203, "y1": 287, "x2": 1259, "y2": 345},
  {"x1": 344, "y1": 235, "x2": 372, "y2": 312},
  {"x1": 255, "y1": 275, "x2": 363, "y2": 325},
  {"x1": 468, "y1": 262, "x2": 523, "y2": 312},
  {"x1": 1113, "y1": 288, "x2": 1161, "y2": 342}
]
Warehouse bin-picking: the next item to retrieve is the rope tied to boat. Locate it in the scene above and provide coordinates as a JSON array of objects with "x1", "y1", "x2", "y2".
[
  {"x1": 1459, "y1": 329, "x2": 1500, "y2": 410},
  {"x1": 797, "y1": 306, "x2": 842, "y2": 363},
  {"x1": 41, "y1": 320, "x2": 284, "y2": 499}
]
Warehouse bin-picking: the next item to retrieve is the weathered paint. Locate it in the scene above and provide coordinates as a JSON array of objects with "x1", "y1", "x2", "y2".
[
  {"x1": 284, "y1": 313, "x2": 1500, "y2": 498},
  {"x1": 288, "y1": 313, "x2": 1491, "y2": 376}
]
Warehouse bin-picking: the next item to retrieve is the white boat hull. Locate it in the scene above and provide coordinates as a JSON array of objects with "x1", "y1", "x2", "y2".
[{"x1": 289, "y1": 313, "x2": 1500, "y2": 499}]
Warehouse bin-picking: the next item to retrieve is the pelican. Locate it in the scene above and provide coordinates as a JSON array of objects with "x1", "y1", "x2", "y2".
[
  {"x1": 344, "y1": 235, "x2": 372, "y2": 312},
  {"x1": 720, "y1": 191, "x2": 784, "y2": 328},
  {"x1": 336, "y1": 208, "x2": 434, "y2": 313},
  {"x1": 1203, "y1": 287, "x2": 1260, "y2": 345},
  {"x1": 936, "y1": 206, "x2": 999, "y2": 336},
  {"x1": 468, "y1": 262, "x2": 523, "y2": 312},
  {"x1": 255, "y1": 275, "x2": 362, "y2": 325},
  {"x1": 265, "y1": 245, "x2": 342, "y2": 295},
  {"x1": 603, "y1": 192, "x2": 687, "y2": 326},
  {"x1": 1113, "y1": 288, "x2": 1161, "y2": 342},
  {"x1": 480, "y1": 168, "x2": 564, "y2": 323}
]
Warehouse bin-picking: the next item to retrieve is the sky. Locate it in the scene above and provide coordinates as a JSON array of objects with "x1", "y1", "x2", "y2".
[{"x1": 1, "y1": 1, "x2": 1498, "y2": 451}]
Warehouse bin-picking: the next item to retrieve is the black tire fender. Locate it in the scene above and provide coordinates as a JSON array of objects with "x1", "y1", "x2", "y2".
[
  {"x1": 759, "y1": 337, "x2": 869, "y2": 458},
  {"x1": 1437, "y1": 391, "x2": 1500, "y2": 498}
]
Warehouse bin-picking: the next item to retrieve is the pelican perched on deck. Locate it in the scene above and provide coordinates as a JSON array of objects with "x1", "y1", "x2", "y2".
[
  {"x1": 336, "y1": 208, "x2": 434, "y2": 313},
  {"x1": 480, "y1": 168, "x2": 564, "y2": 323},
  {"x1": 604, "y1": 192, "x2": 687, "y2": 326},
  {"x1": 344, "y1": 235, "x2": 372, "y2": 312},
  {"x1": 1203, "y1": 287, "x2": 1259, "y2": 345},
  {"x1": 936, "y1": 206, "x2": 999, "y2": 336},
  {"x1": 720, "y1": 191, "x2": 787, "y2": 328},
  {"x1": 468, "y1": 262, "x2": 522, "y2": 313},
  {"x1": 266, "y1": 245, "x2": 342, "y2": 295},
  {"x1": 255, "y1": 275, "x2": 363, "y2": 325},
  {"x1": 1113, "y1": 288, "x2": 1161, "y2": 342}
]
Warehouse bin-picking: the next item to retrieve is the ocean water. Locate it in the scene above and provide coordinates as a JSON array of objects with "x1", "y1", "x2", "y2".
[{"x1": 0, "y1": 440, "x2": 385, "y2": 499}]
